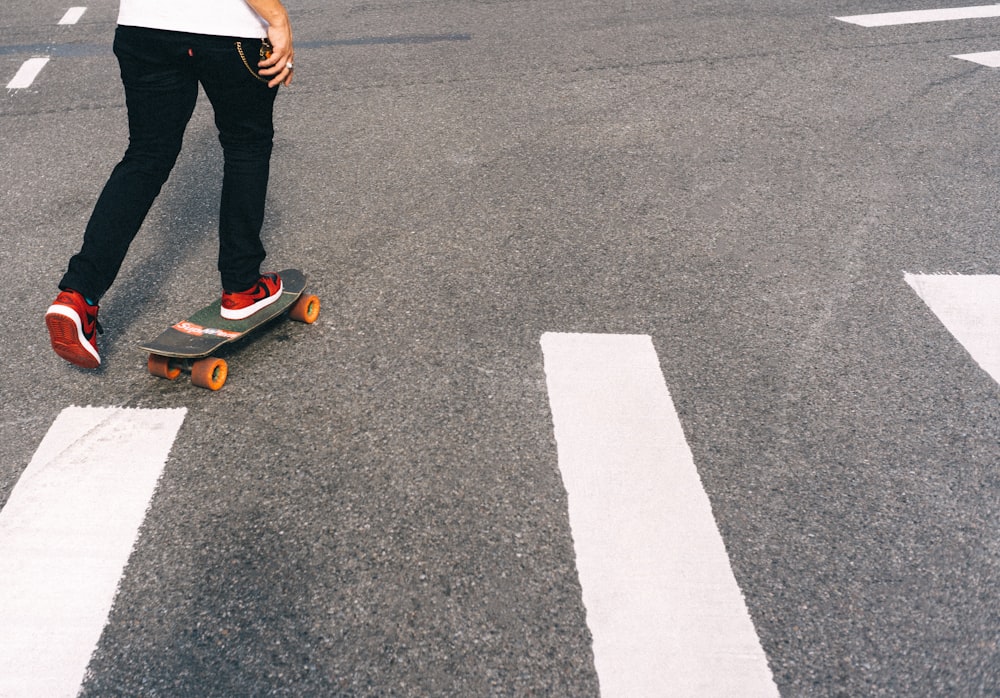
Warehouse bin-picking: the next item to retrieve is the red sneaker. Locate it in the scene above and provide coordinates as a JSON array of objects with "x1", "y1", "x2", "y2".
[
  {"x1": 45, "y1": 289, "x2": 102, "y2": 369},
  {"x1": 220, "y1": 273, "x2": 283, "y2": 320}
]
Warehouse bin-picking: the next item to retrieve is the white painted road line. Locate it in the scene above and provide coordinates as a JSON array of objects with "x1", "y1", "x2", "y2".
[
  {"x1": 952, "y1": 50, "x2": 1000, "y2": 66},
  {"x1": 541, "y1": 332, "x2": 778, "y2": 697},
  {"x1": 837, "y1": 5, "x2": 1000, "y2": 27},
  {"x1": 7, "y1": 57, "x2": 51, "y2": 90},
  {"x1": 58, "y1": 7, "x2": 88, "y2": 25},
  {"x1": 0, "y1": 406, "x2": 187, "y2": 698},
  {"x1": 905, "y1": 273, "x2": 1000, "y2": 385}
]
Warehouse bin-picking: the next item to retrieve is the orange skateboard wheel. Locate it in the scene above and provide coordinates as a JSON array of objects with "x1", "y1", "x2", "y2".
[
  {"x1": 191, "y1": 357, "x2": 228, "y2": 390},
  {"x1": 147, "y1": 353, "x2": 181, "y2": 380},
  {"x1": 289, "y1": 294, "x2": 320, "y2": 324}
]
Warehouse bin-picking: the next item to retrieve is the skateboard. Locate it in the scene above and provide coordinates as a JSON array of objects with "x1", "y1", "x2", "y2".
[{"x1": 140, "y1": 269, "x2": 319, "y2": 390}]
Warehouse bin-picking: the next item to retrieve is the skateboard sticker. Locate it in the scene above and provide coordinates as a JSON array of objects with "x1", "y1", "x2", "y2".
[{"x1": 172, "y1": 321, "x2": 241, "y2": 340}]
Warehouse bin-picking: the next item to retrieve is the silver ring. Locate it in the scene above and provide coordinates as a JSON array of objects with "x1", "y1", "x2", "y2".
[{"x1": 286, "y1": 61, "x2": 294, "y2": 70}]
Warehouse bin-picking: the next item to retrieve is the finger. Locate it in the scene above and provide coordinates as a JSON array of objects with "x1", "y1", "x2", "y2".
[
  {"x1": 257, "y1": 52, "x2": 285, "y2": 71},
  {"x1": 258, "y1": 51, "x2": 293, "y2": 73},
  {"x1": 265, "y1": 61, "x2": 294, "y2": 88}
]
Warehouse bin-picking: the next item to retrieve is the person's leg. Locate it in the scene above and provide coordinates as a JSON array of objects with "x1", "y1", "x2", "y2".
[
  {"x1": 59, "y1": 26, "x2": 199, "y2": 301},
  {"x1": 196, "y1": 36, "x2": 279, "y2": 293}
]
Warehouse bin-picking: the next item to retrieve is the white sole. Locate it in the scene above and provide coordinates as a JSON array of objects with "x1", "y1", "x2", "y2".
[
  {"x1": 220, "y1": 280, "x2": 284, "y2": 320},
  {"x1": 45, "y1": 304, "x2": 101, "y2": 365}
]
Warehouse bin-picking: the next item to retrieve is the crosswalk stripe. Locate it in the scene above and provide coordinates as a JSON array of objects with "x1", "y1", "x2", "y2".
[
  {"x1": 905, "y1": 274, "x2": 1000, "y2": 385},
  {"x1": 541, "y1": 332, "x2": 778, "y2": 697},
  {"x1": 837, "y1": 5, "x2": 1000, "y2": 27},
  {"x1": 58, "y1": 7, "x2": 87, "y2": 25},
  {"x1": 0, "y1": 406, "x2": 187, "y2": 698},
  {"x1": 7, "y1": 57, "x2": 50, "y2": 90},
  {"x1": 952, "y1": 50, "x2": 1000, "y2": 66}
]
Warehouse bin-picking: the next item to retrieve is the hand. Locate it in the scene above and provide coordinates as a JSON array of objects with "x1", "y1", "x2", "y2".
[{"x1": 257, "y1": 21, "x2": 294, "y2": 87}]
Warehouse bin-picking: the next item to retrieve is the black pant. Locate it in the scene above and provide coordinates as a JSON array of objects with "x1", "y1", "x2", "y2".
[{"x1": 60, "y1": 25, "x2": 279, "y2": 299}]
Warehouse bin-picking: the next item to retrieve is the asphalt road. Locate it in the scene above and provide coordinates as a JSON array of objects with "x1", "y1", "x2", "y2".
[{"x1": 2, "y1": 0, "x2": 999, "y2": 695}]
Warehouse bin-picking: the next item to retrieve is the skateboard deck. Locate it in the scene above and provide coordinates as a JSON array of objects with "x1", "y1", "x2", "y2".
[{"x1": 140, "y1": 269, "x2": 319, "y2": 389}]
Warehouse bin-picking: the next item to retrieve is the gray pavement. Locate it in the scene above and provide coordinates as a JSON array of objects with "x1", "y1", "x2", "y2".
[{"x1": 2, "y1": 0, "x2": 1000, "y2": 694}]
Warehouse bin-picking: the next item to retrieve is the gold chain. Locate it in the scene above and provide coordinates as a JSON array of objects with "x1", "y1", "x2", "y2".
[{"x1": 235, "y1": 41, "x2": 270, "y2": 83}]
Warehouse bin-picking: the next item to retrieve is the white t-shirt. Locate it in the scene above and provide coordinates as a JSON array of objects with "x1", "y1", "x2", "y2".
[{"x1": 118, "y1": 0, "x2": 269, "y2": 39}]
